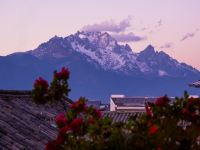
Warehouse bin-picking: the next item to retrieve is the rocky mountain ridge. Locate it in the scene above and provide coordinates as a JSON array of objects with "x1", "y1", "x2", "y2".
[{"x1": 0, "y1": 31, "x2": 199, "y2": 101}]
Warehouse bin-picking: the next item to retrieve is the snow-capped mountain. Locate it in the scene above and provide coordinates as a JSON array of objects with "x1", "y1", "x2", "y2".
[
  {"x1": 0, "y1": 31, "x2": 199, "y2": 101},
  {"x1": 32, "y1": 31, "x2": 143, "y2": 73},
  {"x1": 31, "y1": 31, "x2": 199, "y2": 77}
]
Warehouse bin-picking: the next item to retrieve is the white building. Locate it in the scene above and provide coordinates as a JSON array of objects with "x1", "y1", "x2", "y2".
[{"x1": 110, "y1": 95, "x2": 157, "y2": 112}]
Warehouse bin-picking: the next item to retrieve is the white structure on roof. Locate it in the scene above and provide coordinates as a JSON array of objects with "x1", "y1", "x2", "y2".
[
  {"x1": 110, "y1": 95, "x2": 155, "y2": 112},
  {"x1": 110, "y1": 95, "x2": 182, "y2": 112}
]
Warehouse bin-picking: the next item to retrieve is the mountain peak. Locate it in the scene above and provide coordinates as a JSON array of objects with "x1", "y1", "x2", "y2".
[
  {"x1": 138, "y1": 45, "x2": 156, "y2": 57},
  {"x1": 144, "y1": 44, "x2": 155, "y2": 52},
  {"x1": 125, "y1": 44, "x2": 132, "y2": 52},
  {"x1": 76, "y1": 31, "x2": 116, "y2": 43},
  {"x1": 67, "y1": 31, "x2": 138, "y2": 71},
  {"x1": 50, "y1": 35, "x2": 63, "y2": 41}
]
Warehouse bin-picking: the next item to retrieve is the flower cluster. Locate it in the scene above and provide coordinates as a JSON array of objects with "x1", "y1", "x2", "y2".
[
  {"x1": 70, "y1": 97, "x2": 86, "y2": 111},
  {"x1": 154, "y1": 96, "x2": 169, "y2": 106},
  {"x1": 32, "y1": 77, "x2": 49, "y2": 104},
  {"x1": 48, "y1": 67, "x2": 70, "y2": 103},
  {"x1": 34, "y1": 77, "x2": 49, "y2": 90},
  {"x1": 54, "y1": 67, "x2": 70, "y2": 80},
  {"x1": 148, "y1": 124, "x2": 158, "y2": 135},
  {"x1": 32, "y1": 67, "x2": 70, "y2": 104},
  {"x1": 142, "y1": 92, "x2": 200, "y2": 149},
  {"x1": 45, "y1": 97, "x2": 103, "y2": 150},
  {"x1": 181, "y1": 97, "x2": 200, "y2": 119},
  {"x1": 55, "y1": 113, "x2": 67, "y2": 128}
]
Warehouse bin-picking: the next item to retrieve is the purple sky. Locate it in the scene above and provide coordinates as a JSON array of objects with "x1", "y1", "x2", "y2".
[{"x1": 0, "y1": 0, "x2": 200, "y2": 70}]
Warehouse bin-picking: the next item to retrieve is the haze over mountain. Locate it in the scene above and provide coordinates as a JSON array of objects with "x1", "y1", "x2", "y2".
[{"x1": 0, "y1": 31, "x2": 199, "y2": 102}]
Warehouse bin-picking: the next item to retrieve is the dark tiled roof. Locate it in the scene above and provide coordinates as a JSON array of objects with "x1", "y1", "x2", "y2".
[
  {"x1": 86, "y1": 101, "x2": 109, "y2": 111},
  {"x1": 86, "y1": 100, "x2": 101, "y2": 108},
  {"x1": 0, "y1": 90, "x2": 72, "y2": 150},
  {"x1": 112, "y1": 97, "x2": 156, "y2": 106},
  {"x1": 103, "y1": 111, "x2": 143, "y2": 123}
]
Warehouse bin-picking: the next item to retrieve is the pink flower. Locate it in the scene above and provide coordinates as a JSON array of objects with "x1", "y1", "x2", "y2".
[
  {"x1": 55, "y1": 113, "x2": 67, "y2": 128},
  {"x1": 70, "y1": 98, "x2": 86, "y2": 111},
  {"x1": 157, "y1": 146, "x2": 162, "y2": 150},
  {"x1": 188, "y1": 97, "x2": 194, "y2": 103},
  {"x1": 61, "y1": 67, "x2": 70, "y2": 77},
  {"x1": 34, "y1": 77, "x2": 49, "y2": 90},
  {"x1": 45, "y1": 141, "x2": 56, "y2": 150},
  {"x1": 155, "y1": 96, "x2": 169, "y2": 106},
  {"x1": 149, "y1": 124, "x2": 158, "y2": 135},
  {"x1": 147, "y1": 121, "x2": 151, "y2": 127},
  {"x1": 60, "y1": 125, "x2": 71, "y2": 135},
  {"x1": 145, "y1": 103, "x2": 153, "y2": 118},
  {"x1": 70, "y1": 101, "x2": 79, "y2": 109},
  {"x1": 55, "y1": 67, "x2": 70, "y2": 79},
  {"x1": 70, "y1": 118, "x2": 83, "y2": 131},
  {"x1": 191, "y1": 112, "x2": 197, "y2": 118},
  {"x1": 55, "y1": 133, "x2": 65, "y2": 145},
  {"x1": 93, "y1": 109, "x2": 102, "y2": 119},
  {"x1": 182, "y1": 108, "x2": 190, "y2": 116},
  {"x1": 88, "y1": 117, "x2": 95, "y2": 124}
]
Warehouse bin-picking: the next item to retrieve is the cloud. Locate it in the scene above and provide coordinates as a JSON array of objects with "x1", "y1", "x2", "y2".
[
  {"x1": 156, "y1": 19, "x2": 162, "y2": 27},
  {"x1": 159, "y1": 42, "x2": 173, "y2": 49},
  {"x1": 181, "y1": 29, "x2": 199, "y2": 41},
  {"x1": 141, "y1": 19, "x2": 163, "y2": 34},
  {"x1": 111, "y1": 32, "x2": 146, "y2": 42},
  {"x1": 152, "y1": 19, "x2": 163, "y2": 33},
  {"x1": 81, "y1": 17, "x2": 147, "y2": 43},
  {"x1": 81, "y1": 17, "x2": 132, "y2": 33},
  {"x1": 141, "y1": 27, "x2": 148, "y2": 31},
  {"x1": 181, "y1": 33, "x2": 195, "y2": 41}
]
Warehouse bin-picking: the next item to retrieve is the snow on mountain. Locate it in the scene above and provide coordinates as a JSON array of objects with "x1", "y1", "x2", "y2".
[
  {"x1": 69, "y1": 31, "x2": 145, "y2": 72},
  {"x1": 30, "y1": 31, "x2": 199, "y2": 77}
]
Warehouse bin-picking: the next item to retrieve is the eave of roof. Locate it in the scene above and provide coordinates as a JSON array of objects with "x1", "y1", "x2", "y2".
[{"x1": 103, "y1": 111, "x2": 143, "y2": 123}]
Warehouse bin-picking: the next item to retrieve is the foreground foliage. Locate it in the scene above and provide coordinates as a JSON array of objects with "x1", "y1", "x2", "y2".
[
  {"x1": 33, "y1": 67, "x2": 70, "y2": 104},
  {"x1": 32, "y1": 67, "x2": 200, "y2": 150}
]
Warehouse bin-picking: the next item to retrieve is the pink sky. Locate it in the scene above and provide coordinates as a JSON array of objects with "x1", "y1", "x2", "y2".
[{"x1": 0, "y1": 0, "x2": 200, "y2": 70}]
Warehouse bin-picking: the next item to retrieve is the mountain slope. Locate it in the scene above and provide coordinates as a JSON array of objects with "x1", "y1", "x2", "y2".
[{"x1": 0, "y1": 31, "x2": 199, "y2": 102}]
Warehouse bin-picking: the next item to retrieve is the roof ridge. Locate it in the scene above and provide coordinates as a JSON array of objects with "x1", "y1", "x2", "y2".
[{"x1": 0, "y1": 90, "x2": 32, "y2": 95}]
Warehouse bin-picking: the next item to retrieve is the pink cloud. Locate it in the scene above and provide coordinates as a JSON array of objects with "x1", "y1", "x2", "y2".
[
  {"x1": 159, "y1": 42, "x2": 173, "y2": 49},
  {"x1": 181, "y1": 29, "x2": 198, "y2": 41},
  {"x1": 81, "y1": 17, "x2": 131, "y2": 33},
  {"x1": 111, "y1": 32, "x2": 146, "y2": 42}
]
